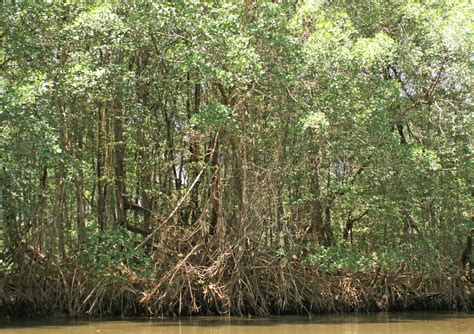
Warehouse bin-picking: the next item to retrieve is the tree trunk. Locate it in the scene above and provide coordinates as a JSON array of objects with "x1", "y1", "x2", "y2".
[
  {"x1": 208, "y1": 136, "x2": 220, "y2": 236},
  {"x1": 188, "y1": 81, "x2": 201, "y2": 225},
  {"x1": 53, "y1": 167, "x2": 66, "y2": 258},
  {"x1": 308, "y1": 136, "x2": 333, "y2": 247},
  {"x1": 113, "y1": 99, "x2": 126, "y2": 227},
  {"x1": 52, "y1": 100, "x2": 70, "y2": 259},
  {"x1": 97, "y1": 103, "x2": 107, "y2": 231},
  {"x1": 461, "y1": 233, "x2": 472, "y2": 270},
  {"x1": 1, "y1": 167, "x2": 17, "y2": 252},
  {"x1": 71, "y1": 114, "x2": 86, "y2": 244},
  {"x1": 38, "y1": 165, "x2": 48, "y2": 251}
]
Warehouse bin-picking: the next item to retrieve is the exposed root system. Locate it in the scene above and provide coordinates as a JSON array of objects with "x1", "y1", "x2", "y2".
[{"x1": 1, "y1": 240, "x2": 472, "y2": 318}]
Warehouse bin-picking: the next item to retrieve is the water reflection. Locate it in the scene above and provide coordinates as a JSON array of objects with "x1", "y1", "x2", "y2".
[{"x1": 1, "y1": 312, "x2": 472, "y2": 334}]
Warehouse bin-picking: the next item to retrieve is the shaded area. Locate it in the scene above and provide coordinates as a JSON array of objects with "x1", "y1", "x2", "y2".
[{"x1": 0, "y1": 313, "x2": 473, "y2": 334}]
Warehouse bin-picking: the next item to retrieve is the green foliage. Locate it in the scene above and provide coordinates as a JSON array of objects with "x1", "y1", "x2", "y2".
[
  {"x1": 303, "y1": 246, "x2": 364, "y2": 272},
  {"x1": 303, "y1": 240, "x2": 457, "y2": 274},
  {"x1": 78, "y1": 227, "x2": 153, "y2": 283},
  {"x1": 190, "y1": 102, "x2": 238, "y2": 133},
  {"x1": 0, "y1": 1, "x2": 472, "y2": 294},
  {"x1": 300, "y1": 111, "x2": 329, "y2": 133}
]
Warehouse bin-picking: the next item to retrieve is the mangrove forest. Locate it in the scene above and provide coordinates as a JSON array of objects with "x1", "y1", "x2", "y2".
[{"x1": 0, "y1": 0, "x2": 473, "y2": 317}]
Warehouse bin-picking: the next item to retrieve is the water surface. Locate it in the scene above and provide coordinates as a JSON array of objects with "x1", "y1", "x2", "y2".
[{"x1": 1, "y1": 312, "x2": 472, "y2": 334}]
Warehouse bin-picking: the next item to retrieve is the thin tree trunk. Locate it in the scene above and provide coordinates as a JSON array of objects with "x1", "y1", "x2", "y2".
[
  {"x1": 208, "y1": 136, "x2": 221, "y2": 236},
  {"x1": 38, "y1": 165, "x2": 48, "y2": 251},
  {"x1": 71, "y1": 114, "x2": 86, "y2": 244},
  {"x1": 53, "y1": 168, "x2": 66, "y2": 258},
  {"x1": 74, "y1": 169, "x2": 86, "y2": 244},
  {"x1": 113, "y1": 99, "x2": 126, "y2": 227},
  {"x1": 53, "y1": 100, "x2": 70, "y2": 258},
  {"x1": 97, "y1": 103, "x2": 107, "y2": 231},
  {"x1": 189, "y1": 81, "x2": 201, "y2": 224},
  {"x1": 1, "y1": 167, "x2": 17, "y2": 251},
  {"x1": 310, "y1": 140, "x2": 325, "y2": 246}
]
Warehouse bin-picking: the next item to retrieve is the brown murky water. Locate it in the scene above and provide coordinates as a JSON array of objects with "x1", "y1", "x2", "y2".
[{"x1": 1, "y1": 313, "x2": 472, "y2": 334}]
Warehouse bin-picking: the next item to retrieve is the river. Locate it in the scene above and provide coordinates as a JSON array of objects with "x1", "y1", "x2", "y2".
[{"x1": 1, "y1": 312, "x2": 472, "y2": 334}]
